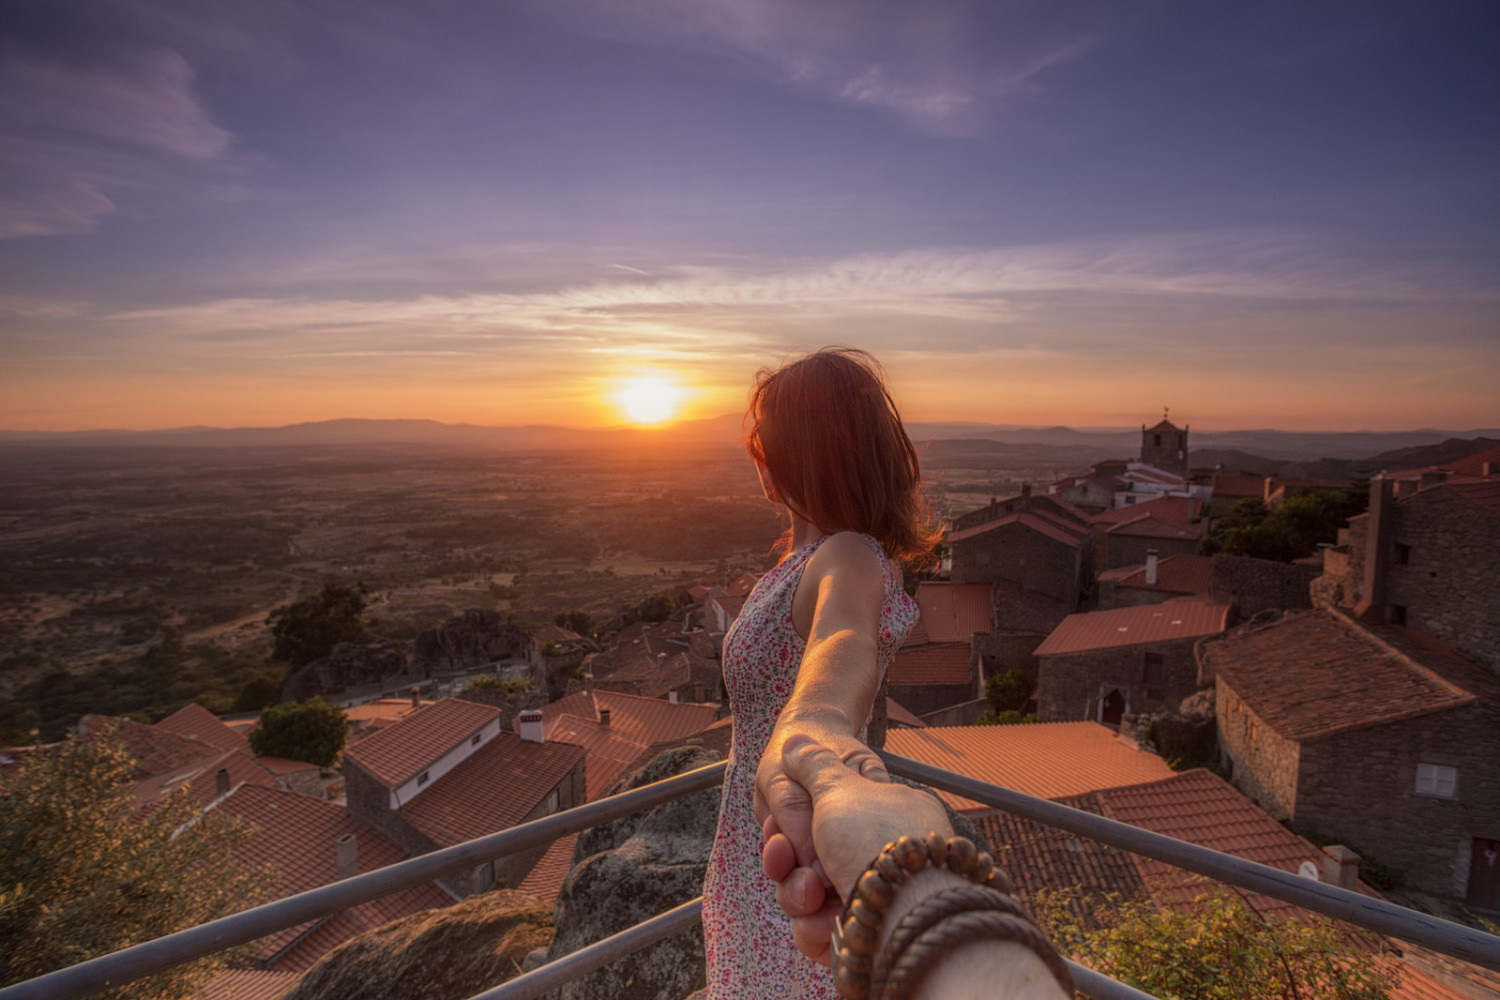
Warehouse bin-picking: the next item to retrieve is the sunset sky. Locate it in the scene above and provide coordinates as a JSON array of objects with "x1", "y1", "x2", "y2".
[{"x1": 2, "y1": 1, "x2": 1497, "y2": 432}]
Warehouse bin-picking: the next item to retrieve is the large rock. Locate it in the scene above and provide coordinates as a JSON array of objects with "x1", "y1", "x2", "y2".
[
  {"x1": 548, "y1": 747, "x2": 725, "y2": 1000},
  {"x1": 283, "y1": 890, "x2": 552, "y2": 1000},
  {"x1": 413, "y1": 609, "x2": 531, "y2": 674},
  {"x1": 281, "y1": 640, "x2": 413, "y2": 702}
]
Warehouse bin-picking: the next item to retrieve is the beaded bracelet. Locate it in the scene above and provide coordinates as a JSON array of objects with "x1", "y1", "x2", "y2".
[{"x1": 829, "y1": 834, "x2": 1069, "y2": 1000}]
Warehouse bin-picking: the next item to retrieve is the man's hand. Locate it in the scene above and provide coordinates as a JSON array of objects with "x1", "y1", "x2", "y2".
[{"x1": 760, "y1": 735, "x2": 953, "y2": 965}]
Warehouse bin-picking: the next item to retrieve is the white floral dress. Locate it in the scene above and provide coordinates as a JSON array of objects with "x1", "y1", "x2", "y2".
[{"x1": 702, "y1": 534, "x2": 919, "y2": 998}]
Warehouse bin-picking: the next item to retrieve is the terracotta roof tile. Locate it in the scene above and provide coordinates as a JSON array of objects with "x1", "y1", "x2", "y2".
[
  {"x1": 155, "y1": 703, "x2": 251, "y2": 755},
  {"x1": 539, "y1": 691, "x2": 716, "y2": 746},
  {"x1": 1206, "y1": 610, "x2": 1490, "y2": 742},
  {"x1": 1097, "y1": 555, "x2": 1215, "y2": 595},
  {"x1": 77, "y1": 715, "x2": 215, "y2": 779},
  {"x1": 884, "y1": 722, "x2": 1174, "y2": 811},
  {"x1": 255, "y1": 756, "x2": 320, "y2": 776},
  {"x1": 1448, "y1": 479, "x2": 1500, "y2": 515},
  {"x1": 724, "y1": 572, "x2": 761, "y2": 597},
  {"x1": 888, "y1": 642, "x2": 972, "y2": 686},
  {"x1": 516, "y1": 832, "x2": 579, "y2": 902},
  {"x1": 194, "y1": 970, "x2": 300, "y2": 1000},
  {"x1": 886, "y1": 697, "x2": 926, "y2": 728},
  {"x1": 1211, "y1": 473, "x2": 1268, "y2": 498},
  {"x1": 400, "y1": 731, "x2": 585, "y2": 846},
  {"x1": 1093, "y1": 495, "x2": 1201, "y2": 528},
  {"x1": 544, "y1": 713, "x2": 649, "y2": 800},
  {"x1": 135, "y1": 748, "x2": 278, "y2": 812},
  {"x1": 1104, "y1": 513, "x2": 1201, "y2": 540},
  {"x1": 950, "y1": 510, "x2": 1088, "y2": 548},
  {"x1": 1035, "y1": 601, "x2": 1230, "y2": 656},
  {"x1": 343, "y1": 698, "x2": 499, "y2": 786},
  {"x1": 534, "y1": 624, "x2": 582, "y2": 644},
  {"x1": 220, "y1": 783, "x2": 449, "y2": 961},
  {"x1": 907, "y1": 582, "x2": 992, "y2": 645}
]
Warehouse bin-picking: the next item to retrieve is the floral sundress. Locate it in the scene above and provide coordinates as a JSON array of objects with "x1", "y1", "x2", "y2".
[{"x1": 702, "y1": 533, "x2": 919, "y2": 998}]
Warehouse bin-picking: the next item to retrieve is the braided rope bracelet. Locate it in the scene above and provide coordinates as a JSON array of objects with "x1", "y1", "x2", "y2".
[{"x1": 829, "y1": 834, "x2": 1070, "y2": 1000}]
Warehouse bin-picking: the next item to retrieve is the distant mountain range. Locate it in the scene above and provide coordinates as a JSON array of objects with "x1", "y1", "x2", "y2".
[{"x1": 2, "y1": 416, "x2": 1497, "y2": 465}]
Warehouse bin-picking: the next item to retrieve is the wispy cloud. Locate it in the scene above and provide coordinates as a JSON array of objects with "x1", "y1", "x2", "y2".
[
  {"x1": 525, "y1": 0, "x2": 1104, "y2": 134},
  {"x1": 0, "y1": 44, "x2": 235, "y2": 237}
]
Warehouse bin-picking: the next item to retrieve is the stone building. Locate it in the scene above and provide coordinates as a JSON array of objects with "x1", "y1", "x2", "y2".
[
  {"x1": 1204, "y1": 608, "x2": 1500, "y2": 903},
  {"x1": 1140, "y1": 415, "x2": 1189, "y2": 477},
  {"x1": 1033, "y1": 599, "x2": 1231, "y2": 725},
  {"x1": 885, "y1": 581, "x2": 994, "y2": 717},
  {"x1": 343, "y1": 698, "x2": 587, "y2": 897},
  {"x1": 1314, "y1": 477, "x2": 1500, "y2": 672},
  {"x1": 949, "y1": 487, "x2": 1094, "y2": 610},
  {"x1": 1097, "y1": 553, "x2": 1214, "y2": 609}
]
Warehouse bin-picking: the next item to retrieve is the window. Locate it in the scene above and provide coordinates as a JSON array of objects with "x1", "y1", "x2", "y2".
[
  {"x1": 546, "y1": 788, "x2": 560, "y2": 814},
  {"x1": 1416, "y1": 763, "x2": 1457, "y2": 799},
  {"x1": 1394, "y1": 543, "x2": 1411, "y2": 566},
  {"x1": 471, "y1": 734, "x2": 482, "y2": 746},
  {"x1": 1390, "y1": 604, "x2": 1407, "y2": 626},
  {"x1": 417, "y1": 771, "x2": 430, "y2": 787},
  {"x1": 1154, "y1": 434, "x2": 1162, "y2": 447}
]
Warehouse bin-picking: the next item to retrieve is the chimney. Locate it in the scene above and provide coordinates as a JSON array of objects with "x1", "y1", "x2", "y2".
[
  {"x1": 215, "y1": 768, "x2": 230, "y2": 799},
  {"x1": 1020, "y1": 483, "x2": 1032, "y2": 498},
  {"x1": 1484, "y1": 461, "x2": 1493, "y2": 477},
  {"x1": 1419, "y1": 470, "x2": 1447, "y2": 490},
  {"x1": 1145, "y1": 549, "x2": 1159, "y2": 586},
  {"x1": 584, "y1": 671, "x2": 593, "y2": 697},
  {"x1": 694, "y1": 683, "x2": 705, "y2": 702},
  {"x1": 668, "y1": 690, "x2": 679, "y2": 704},
  {"x1": 333, "y1": 833, "x2": 355, "y2": 881},
  {"x1": 518, "y1": 709, "x2": 544, "y2": 744},
  {"x1": 1354, "y1": 477, "x2": 1393, "y2": 623},
  {"x1": 1321, "y1": 845, "x2": 1360, "y2": 891},
  {"x1": 410, "y1": 686, "x2": 421, "y2": 709},
  {"x1": 599, "y1": 706, "x2": 611, "y2": 727}
]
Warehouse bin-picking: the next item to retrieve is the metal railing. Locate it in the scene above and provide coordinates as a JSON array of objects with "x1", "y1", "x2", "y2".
[{"x1": 3, "y1": 752, "x2": 1498, "y2": 1000}]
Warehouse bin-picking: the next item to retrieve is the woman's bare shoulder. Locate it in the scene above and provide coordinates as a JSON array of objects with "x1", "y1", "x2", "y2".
[{"x1": 806, "y1": 531, "x2": 883, "y2": 579}]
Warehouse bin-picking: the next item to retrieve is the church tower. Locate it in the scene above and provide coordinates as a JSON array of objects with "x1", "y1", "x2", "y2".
[{"x1": 1141, "y1": 409, "x2": 1189, "y2": 476}]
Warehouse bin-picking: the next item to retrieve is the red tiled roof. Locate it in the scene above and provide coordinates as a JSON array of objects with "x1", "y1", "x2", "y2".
[
  {"x1": 545, "y1": 713, "x2": 649, "y2": 800},
  {"x1": 343, "y1": 698, "x2": 499, "y2": 786},
  {"x1": 724, "y1": 572, "x2": 761, "y2": 597},
  {"x1": 1093, "y1": 495, "x2": 1201, "y2": 528},
  {"x1": 1146, "y1": 418, "x2": 1181, "y2": 433},
  {"x1": 135, "y1": 748, "x2": 278, "y2": 811},
  {"x1": 1120, "y1": 464, "x2": 1185, "y2": 487},
  {"x1": 885, "y1": 697, "x2": 926, "y2": 728},
  {"x1": 534, "y1": 624, "x2": 582, "y2": 644},
  {"x1": 539, "y1": 690, "x2": 717, "y2": 746},
  {"x1": 343, "y1": 698, "x2": 431, "y2": 725},
  {"x1": 77, "y1": 715, "x2": 215, "y2": 779},
  {"x1": 889, "y1": 642, "x2": 972, "y2": 686},
  {"x1": 155, "y1": 703, "x2": 251, "y2": 755},
  {"x1": 949, "y1": 511, "x2": 1087, "y2": 548},
  {"x1": 1035, "y1": 601, "x2": 1230, "y2": 656},
  {"x1": 516, "y1": 833, "x2": 579, "y2": 902},
  {"x1": 400, "y1": 731, "x2": 584, "y2": 846},
  {"x1": 1211, "y1": 473, "x2": 1267, "y2": 498},
  {"x1": 194, "y1": 970, "x2": 300, "y2": 1000},
  {"x1": 908, "y1": 582, "x2": 992, "y2": 644},
  {"x1": 1448, "y1": 479, "x2": 1500, "y2": 515},
  {"x1": 221, "y1": 783, "x2": 449, "y2": 961},
  {"x1": 1097, "y1": 769, "x2": 1325, "y2": 919},
  {"x1": 884, "y1": 722, "x2": 1174, "y2": 811},
  {"x1": 1104, "y1": 512, "x2": 1200, "y2": 540},
  {"x1": 1098, "y1": 554, "x2": 1215, "y2": 595},
  {"x1": 1206, "y1": 610, "x2": 1491, "y2": 742}
]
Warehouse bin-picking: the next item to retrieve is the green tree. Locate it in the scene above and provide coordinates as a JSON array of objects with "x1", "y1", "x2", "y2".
[
  {"x1": 268, "y1": 582, "x2": 372, "y2": 668},
  {"x1": 0, "y1": 733, "x2": 269, "y2": 999},
  {"x1": 231, "y1": 675, "x2": 282, "y2": 713},
  {"x1": 248, "y1": 698, "x2": 349, "y2": 767},
  {"x1": 1200, "y1": 490, "x2": 1366, "y2": 563},
  {"x1": 984, "y1": 669, "x2": 1033, "y2": 715},
  {"x1": 1037, "y1": 888, "x2": 1396, "y2": 1000},
  {"x1": 554, "y1": 610, "x2": 592, "y2": 634}
]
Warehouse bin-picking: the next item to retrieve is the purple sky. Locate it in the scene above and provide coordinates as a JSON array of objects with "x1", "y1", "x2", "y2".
[{"x1": 2, "y1": 0, "x2": 1497, "y2": 430}]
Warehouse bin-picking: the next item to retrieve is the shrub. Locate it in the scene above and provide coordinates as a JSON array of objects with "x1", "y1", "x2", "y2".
[{"x1": 248, "y1": 698, "x2": 348, "y2": 767}]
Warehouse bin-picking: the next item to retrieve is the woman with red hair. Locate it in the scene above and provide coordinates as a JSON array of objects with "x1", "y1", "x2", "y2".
[{"x1": 702, "y1": 348, "x2": 936, "y2": 997}]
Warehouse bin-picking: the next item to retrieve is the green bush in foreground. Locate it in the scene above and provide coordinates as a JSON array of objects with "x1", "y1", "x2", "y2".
[{"x1": 0, "y1": 733, "x2": 269, "y2": 999}]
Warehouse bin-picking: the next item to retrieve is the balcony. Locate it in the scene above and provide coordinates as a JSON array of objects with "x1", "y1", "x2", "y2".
[{"x1": 2, "y1": 752, "x2": 1497, "y2": 1000}]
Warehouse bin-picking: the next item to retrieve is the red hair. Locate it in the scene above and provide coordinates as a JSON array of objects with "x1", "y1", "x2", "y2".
[{"x1": 746, "y1": 347, "x2": 938, "y2": 564}]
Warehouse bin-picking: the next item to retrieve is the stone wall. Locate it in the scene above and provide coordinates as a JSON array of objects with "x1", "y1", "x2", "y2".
[
  {"x1": 1037, "y1": 638, "x2": 1203, "y2": 722},
  {"x1": 972, "y1": 632, "x2": 1045, "y2": 681},
  {"x1": 1210, "y1": 554, "x2": 1317, "y2": 617},
  {"x1": 888, "y1": 682, "x2": 975, "y2": 718},
  {"x1": 951, "y1": 519, "x2": 1087, "y2": 608},
  {"x1": 1215, "y1": 680, "x2": 1301, "y2": 821},
  {"x1": 918, "y1": 698, "x2": 988, "y2": 727},
  {"x1": 1292, "y1": 703, "x2": 1500, "y2": 898},
  {"x1": 1385, "y1": 488, "x2": 1500, "y2": 673},
  {"x1": 344, "y1": 761, "x2": 433, "y2": 860},
  {"x1": 1104, "y1": 533, "x2": 1197, "y2": 571}
]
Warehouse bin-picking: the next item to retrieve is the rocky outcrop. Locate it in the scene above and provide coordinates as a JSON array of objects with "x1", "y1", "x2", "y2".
[
  {"x1": 282, "y1": 891, "x2": 552, "y2": 1000},
  {"x1": 280, "y1": 640, "x2": 415, "y2": 703},
  {"x1": 547, "y1": 747, "x2": 725, "y2": 1000},
  {"x1": 413, "y1": 609, "x2": 530, "y2": 674}
]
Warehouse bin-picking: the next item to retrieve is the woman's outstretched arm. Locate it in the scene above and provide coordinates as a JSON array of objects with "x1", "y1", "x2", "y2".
[{"x1": 753, "y1": 530, "x2": 890, "y2": 871}]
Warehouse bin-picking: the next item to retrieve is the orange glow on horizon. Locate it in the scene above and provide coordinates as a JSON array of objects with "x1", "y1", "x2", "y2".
[{"x1": 612, "y1": 375, "x2": 686, "y2": 426}]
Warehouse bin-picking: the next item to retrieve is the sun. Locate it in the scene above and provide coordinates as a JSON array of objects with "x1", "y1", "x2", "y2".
[{"x1": 614, "y1": 375, "x2": 684, "y2": 425}]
